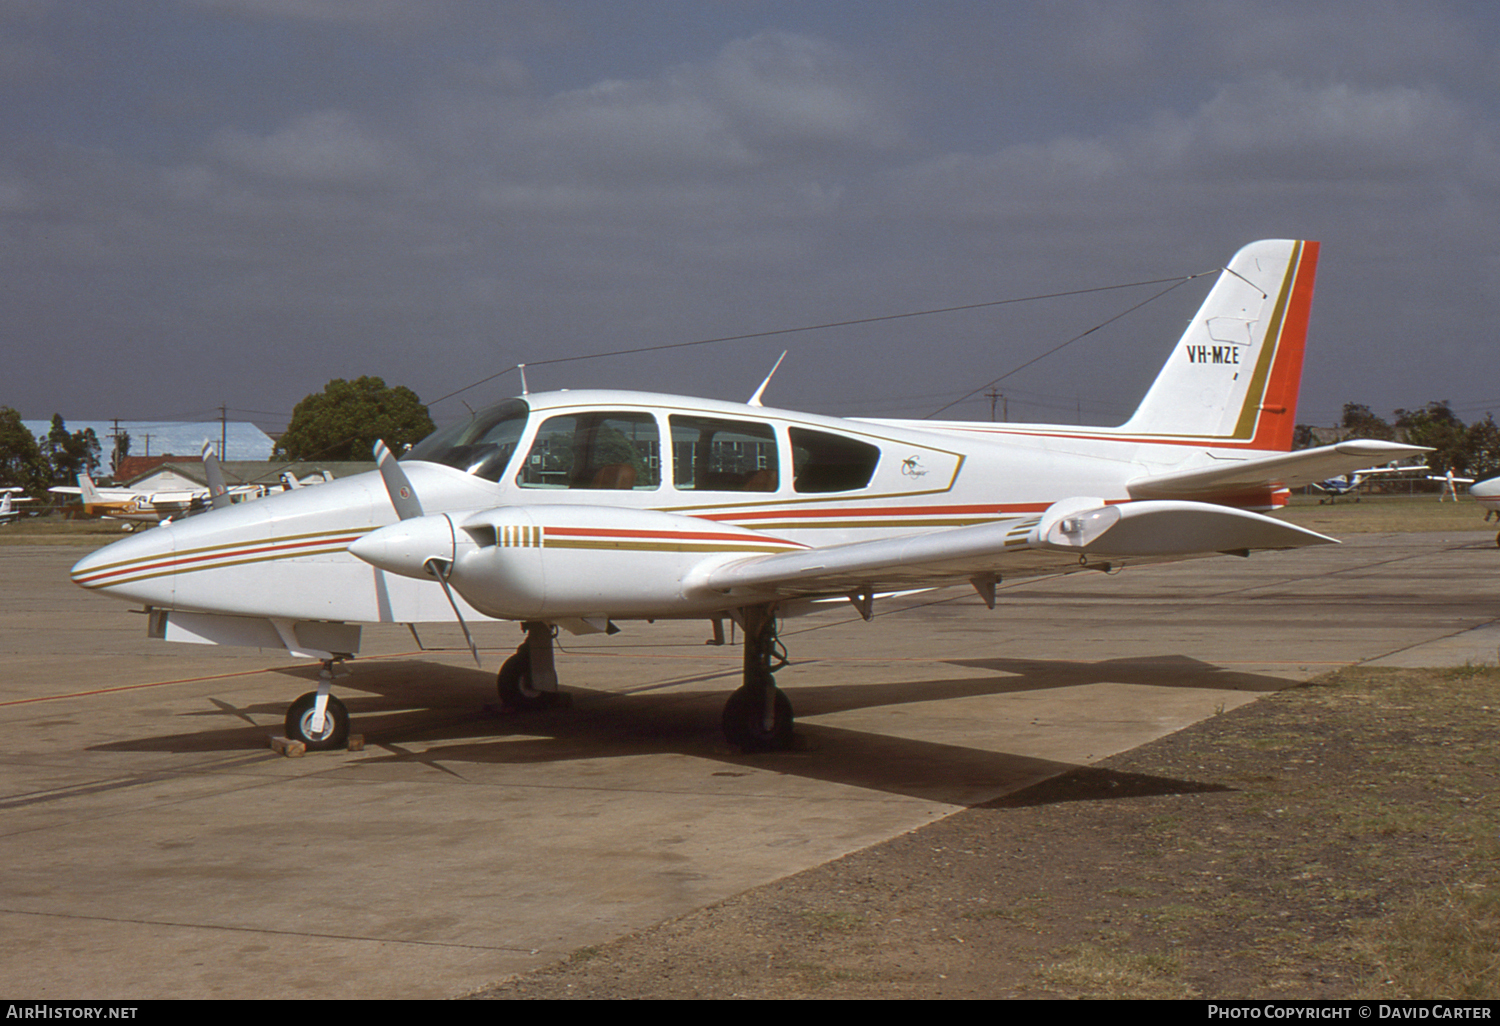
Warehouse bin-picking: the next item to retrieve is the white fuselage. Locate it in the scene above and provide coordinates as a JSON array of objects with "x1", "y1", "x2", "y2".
[{"x1": 69, "y1": 388, "x2": 1280, "y2": 625}]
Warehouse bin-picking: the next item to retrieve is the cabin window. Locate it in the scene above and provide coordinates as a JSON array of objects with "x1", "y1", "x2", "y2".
[
  {"x1": 403, "y1": 399, "x2": 530, "y2": 482},
  {"x1": 517, "y1": 412, "x2": 661, "y2": 490},
  {"x1": 669, "y1": 416, "x2": 778, "y2": 492},
  {"x1": 789, "y1": 428, "x2": 880, "y2": 493}
]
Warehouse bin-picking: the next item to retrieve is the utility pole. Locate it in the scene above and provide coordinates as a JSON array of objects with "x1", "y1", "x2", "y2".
[
  {"x1": 985, "y1": 388, "x2": 1007, "y2": 422},
  {"x1": 219, "y1": 404, "x2": 227, "y2": 460}
]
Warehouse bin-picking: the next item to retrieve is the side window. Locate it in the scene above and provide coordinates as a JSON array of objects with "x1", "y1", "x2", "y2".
[
  {"x1": 669, "y1": 416, "x2": 778, "y2": 492},
  {"x1": 517, "y1": 412, "x2": 661, "y2": 490},
  {"x1": 790, "y1": 428, "x2": 881, "y2": 493}
]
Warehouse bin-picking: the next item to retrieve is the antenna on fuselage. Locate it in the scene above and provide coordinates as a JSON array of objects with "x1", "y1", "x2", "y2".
[
  {"x1": 518, "y1": 363, "x2": 529, "y2": 395},
  {"x1": 748, "y1": 351, "x2": 788, "y2": 407}
]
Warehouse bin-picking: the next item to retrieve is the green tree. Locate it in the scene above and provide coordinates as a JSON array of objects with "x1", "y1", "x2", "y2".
[
  {"x1": 0, "y1": 407, "x2": 51, "y2": 495},
  {"x1": 1340, "y1": 402, "x2": 1396, "y2": 441},
  {"x1": 111, "y1": 430, "x2": 131, "y2": 475},
  {"x1": 275, "y1": 377, "x2": 434, "y2": 461},
  {"x1": 1395, "y1": 401, "x2": 1466, "y2": 475},
  {"x1": 1459, "y1": 414, "x2": 1500, "y2": 481},
  {"x1": 43, "y1": 414, "x2": 101, "y2": 484}
]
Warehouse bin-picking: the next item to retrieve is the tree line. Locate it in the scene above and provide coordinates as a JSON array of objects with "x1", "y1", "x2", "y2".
[
  {"x1": 0, "y1": 410, "x2": 103, "y2": 496},
  {"x1": 0, "y1": 377, "x2": 433, "y2": 499}
]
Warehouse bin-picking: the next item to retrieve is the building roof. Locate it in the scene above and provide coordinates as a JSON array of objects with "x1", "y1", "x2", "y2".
[
  {"x1": 24, "y1": 420, "x2": 276, "y2": 465},
  {"x1": 125, "y1": 460, "x2": 376, "y2": 489}
]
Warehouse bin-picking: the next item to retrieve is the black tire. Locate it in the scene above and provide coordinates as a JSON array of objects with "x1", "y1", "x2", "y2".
[
  {"x1": 285, "y1": 692, "x2": 349, "y2": 751},
  {"x1": 722, "y1": 682, "x2": 794, "y2": 752},
  {"x1": 497, "y1": 650, "x2": 559, "y2": 711}
]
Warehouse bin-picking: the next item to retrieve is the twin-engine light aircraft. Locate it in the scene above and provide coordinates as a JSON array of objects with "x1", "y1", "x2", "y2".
[{"x1": 70, "y1": 240, "x2": 1427, "y2": 751}]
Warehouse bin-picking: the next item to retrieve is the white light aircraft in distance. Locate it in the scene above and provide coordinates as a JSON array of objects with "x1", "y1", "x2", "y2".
[
  {"x1": 0, "y1": 487, "x2": 34, "y2": 524},
  {"x1": 50, "y1": 472, "x2": 210, "y2": 525},
  {"x1": 70, "y1": 240, "x2": 1428, "y2": 751},
  {"x1": 1310, "y1": 464, "x2": 1427, "y2": 502},
  {"x1": 50, "y1": 445, "x2": 266, "y2": 526}
]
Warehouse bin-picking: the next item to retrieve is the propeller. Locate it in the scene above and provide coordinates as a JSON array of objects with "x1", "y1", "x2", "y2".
[
  {"x1": 424, "y1": 556, "x2": 481, "y2": 668},
  {"x1": 201, "y1": 440, "x2": 231, "y2": 510},
  {"x1": 374, "y1": 440, "x2": 423, "y2": 521},
  {"x1": 364, "y1": 439, "x2": 480, "y2": 667}
]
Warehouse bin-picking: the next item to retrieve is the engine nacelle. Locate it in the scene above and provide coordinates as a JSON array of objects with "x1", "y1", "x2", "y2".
[{"x1": 357, "y1": 504, "x2": 806, "y2": 621}]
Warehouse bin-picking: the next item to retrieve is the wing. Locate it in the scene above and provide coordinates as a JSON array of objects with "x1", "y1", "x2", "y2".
[
  {"x1": 703, "y1": 497, "x2": 1335, "y2": 602},
  {"x1": 1127, "y1": 440, "x2": 1429, "y2": 503}
]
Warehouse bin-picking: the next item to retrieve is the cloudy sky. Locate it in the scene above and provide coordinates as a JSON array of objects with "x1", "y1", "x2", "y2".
[{"x1": 4, "y1": 0, "x2": 1498, "y2": 436}]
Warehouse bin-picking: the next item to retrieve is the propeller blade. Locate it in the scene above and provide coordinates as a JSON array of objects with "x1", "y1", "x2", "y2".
[
  {"x1": 201, "y1": 440, "x2": 231, "y2": 510},
  {"x1": 424, "y1": 557, "x2": 481, "y2": 668},
  {"x1": 374, "y1": 440, "x2": 423, "y2": 521}
]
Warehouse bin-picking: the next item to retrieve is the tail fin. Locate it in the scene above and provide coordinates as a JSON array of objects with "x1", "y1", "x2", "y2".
[
  {"x1": 78, "y1": 472, "x2": 101, "y2": 509},
  {"x1": 1119, "y1": 239, "x2": 1318, "y2": 450}
]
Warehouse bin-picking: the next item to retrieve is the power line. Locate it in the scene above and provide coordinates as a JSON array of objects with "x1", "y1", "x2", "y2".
[
  {"x1": 426, "y1": 273, "x2": 1204, "y2": 408},
  {"x1": 923, "y1": 273, "x2": 1210, "y2": 420}
]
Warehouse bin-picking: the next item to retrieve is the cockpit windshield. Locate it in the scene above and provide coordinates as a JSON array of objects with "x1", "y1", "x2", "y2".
[{"x1": 401, "y1": 399, "x2": 530, "y2": 482}]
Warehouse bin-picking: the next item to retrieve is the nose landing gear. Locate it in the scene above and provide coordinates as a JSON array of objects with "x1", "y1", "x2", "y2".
[{"x1": 284, "y1": 659, "x2": 351, "y2": 750}]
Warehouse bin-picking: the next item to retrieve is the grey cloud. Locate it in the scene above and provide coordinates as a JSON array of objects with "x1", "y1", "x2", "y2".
[{"x1": 207, "y1": 110, "x2": 413, "y2": 185}]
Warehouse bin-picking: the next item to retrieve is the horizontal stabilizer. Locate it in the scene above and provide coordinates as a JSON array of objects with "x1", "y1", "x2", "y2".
[
  {"x1": 1128, "y1": 440, "x2": 1430, "y2": 502},
  {"x1": 1035, "y1": 499, "x2": 1335, "y2": 556}
]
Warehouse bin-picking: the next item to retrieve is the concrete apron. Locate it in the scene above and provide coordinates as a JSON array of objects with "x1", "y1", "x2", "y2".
[{"x1": 1, "y1": 530, "x2": 1496, "y2": 998}]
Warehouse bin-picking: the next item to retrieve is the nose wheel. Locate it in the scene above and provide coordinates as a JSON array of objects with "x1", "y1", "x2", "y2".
[
  {"x1": 283, "y1": 658, "x2": 351, "y2": 751},
  {"x1": 285, "y1": 691, "x2": 350, "y2": 750}
]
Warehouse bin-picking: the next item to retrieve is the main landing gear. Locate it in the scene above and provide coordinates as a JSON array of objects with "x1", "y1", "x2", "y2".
[
  {"x1": 495, "y1": 606, "x2": 796, "y2": 751},
  {"x1": 720, "y1": 604, "x2": 794, "y2": 752},
  {"x1": 284, "y1": 659, "x2": 351, "y2": 751},
  {"x1": 497, "y1": 620, "x2": 565, "y2": 711}
]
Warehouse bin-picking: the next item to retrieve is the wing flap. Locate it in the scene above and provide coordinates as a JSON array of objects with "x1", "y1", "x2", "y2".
[
  {"x1": 701, "y1": 499, "x2": 1334, "y2": 600},
  {"x1": 1127, "y1": 440, "x2": 1430, "y2": 502}
]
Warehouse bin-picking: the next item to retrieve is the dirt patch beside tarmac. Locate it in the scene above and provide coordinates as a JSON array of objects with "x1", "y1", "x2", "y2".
[{"x1": 471, "y1": 664, "x2": 1500, "y2": 1000}]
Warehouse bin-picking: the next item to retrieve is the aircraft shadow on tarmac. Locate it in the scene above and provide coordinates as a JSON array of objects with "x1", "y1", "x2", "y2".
[{"x1": 87, "y1": 652, "x2": 1273, "y2": 807}]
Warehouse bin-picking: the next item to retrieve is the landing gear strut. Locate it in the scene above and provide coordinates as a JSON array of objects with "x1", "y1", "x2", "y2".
[
  {"x1": 285, "y1": 659, "x2": 351, "y2": 750},
  {"x1": 497, "y1": 620, "x2": 564, "y2": 711},
  {"x1": 721, "y1": 605, "x2": 794, "y2": 751}
]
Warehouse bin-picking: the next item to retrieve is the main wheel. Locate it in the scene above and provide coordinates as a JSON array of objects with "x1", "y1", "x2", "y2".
[
  {"x1": 285, "y1": 692, "x2": 349, "y2": 751},
  {"x1": 497, "y1": 650, "x2": 560, "y2": 711},
  {"x1": 722, "y1": 683, "x2": 794, "y2": 752}
]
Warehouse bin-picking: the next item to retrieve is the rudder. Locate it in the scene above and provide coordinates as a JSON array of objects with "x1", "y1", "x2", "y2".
[{"x1": 1119, "y1": 239, "x2": 1319, "y2": 450}]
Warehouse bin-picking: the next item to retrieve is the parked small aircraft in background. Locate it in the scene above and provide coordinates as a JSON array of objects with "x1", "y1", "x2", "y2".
[
  {"x1": 49, "y1": 444, "x2": 269, "y2": 526},
  {"x1": 0, "y1": 487, "x2": 34, "y2": 524},
  {"x1": 70, "y1": 240, "x2": 1428, "y2": 751},
  {"x1": 48, "y1": 473, "x2": 208, "y2": 525},
  {"x1": 1310, "y1": 464, "x2": 1427, "y2": 502},
  {"x1": 281, "y1": 470, "x2": 337, "y2": 490}
]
